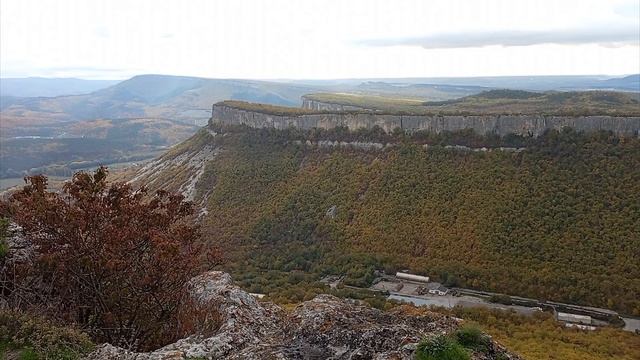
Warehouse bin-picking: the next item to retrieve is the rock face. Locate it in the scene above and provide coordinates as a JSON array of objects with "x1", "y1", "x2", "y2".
[
  {"x1": 89, "y1": 271, "x2": 519, "y2": 360},
  {"x1": 128, "y1": 129, "x2": 219, "y2": 204},
  {"x1": 211, "y1": 104, "x2": 640, "y2": 137}
]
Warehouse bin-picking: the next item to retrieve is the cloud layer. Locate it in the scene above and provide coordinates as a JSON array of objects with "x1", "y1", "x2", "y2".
[
  {"x1": 2, "y1": 0, "x2": 639, "y2": 78},
  {"x1": 360, "y1": 27, "x2": 640, "y2": 49}
]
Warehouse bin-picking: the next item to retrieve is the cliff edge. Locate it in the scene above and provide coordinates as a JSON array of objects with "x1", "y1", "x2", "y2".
[
  {"x1": 210, "y1": 102, "x2": 640, "y2": 137},
  {"x1": 89, "y1": 271, "x2": 519, "y2": 359}
]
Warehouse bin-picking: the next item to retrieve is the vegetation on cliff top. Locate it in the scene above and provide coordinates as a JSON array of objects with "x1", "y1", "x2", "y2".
[
  {"x1": 304, "y1": 92, "x2": 424, "y2": 109},
  {"x1": 216, "y1": 100, "x2": 320, "y2": 116},
  {"x1": 0, "y1": 310, "x2": 95, "y2": 360},
  {"x1": 302, "y1": 90, "x2": 640, "y2": 116}
]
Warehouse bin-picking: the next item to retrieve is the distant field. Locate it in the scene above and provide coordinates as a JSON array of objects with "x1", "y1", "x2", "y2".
[
  {"x1": 303, "y1": 90, "x2": 640, "y2": 116},
  {"x1": 0, "y1": 159, "x2": 152, "y2": 192},
  {"x1": 0, "y1": 117, "x2": 197, "y2": 179},
  {"x1": 0, "y1": 176, "x2": 69, "y2": 192},
  {"x1": 0, "y1": 178, "x2": 27, "y2": 191},
  {"x1": 305, "y1": 93, "x2": 424, "y2": 109}
]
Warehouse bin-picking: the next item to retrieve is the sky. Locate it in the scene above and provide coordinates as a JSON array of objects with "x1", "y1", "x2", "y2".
[{"x1": 1, "y1": 0, "x2": 639, "y2": 80}]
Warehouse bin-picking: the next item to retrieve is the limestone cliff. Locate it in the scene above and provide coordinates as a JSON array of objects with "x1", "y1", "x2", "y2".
[{"x1": 211, "y1": 103, "x2": 640, "y2": 137}]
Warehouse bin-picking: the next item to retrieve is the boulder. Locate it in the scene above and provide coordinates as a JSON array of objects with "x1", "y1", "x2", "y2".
[{"x1": 87, "y1": 271, "x2": 519, "y2": 359}]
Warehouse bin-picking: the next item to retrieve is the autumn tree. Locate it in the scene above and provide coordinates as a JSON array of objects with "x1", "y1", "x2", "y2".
[{"x1": 0, "y1": 167, "x2": 219, "y2": 350}]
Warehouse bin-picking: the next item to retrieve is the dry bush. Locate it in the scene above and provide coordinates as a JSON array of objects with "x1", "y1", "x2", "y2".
[{"x1": 0, "y1": 167, "x2": 221, "y2": 350}]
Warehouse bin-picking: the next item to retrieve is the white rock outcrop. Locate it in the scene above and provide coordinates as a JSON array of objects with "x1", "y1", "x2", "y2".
[{"x1": 88, "y1": 271, "x2": 519, "y2": 359}]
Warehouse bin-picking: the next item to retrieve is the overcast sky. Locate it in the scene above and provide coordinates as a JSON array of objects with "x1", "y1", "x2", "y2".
[{"x1": 1, "y1": 0, "x2": 639, "y2": 79}]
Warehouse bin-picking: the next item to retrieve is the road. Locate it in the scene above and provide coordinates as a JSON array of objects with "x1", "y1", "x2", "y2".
[
  {"x1": 622, "y1": 317, "x2": 640, "y2": 333},
  {"x1": 388, "y1": 293, "x2": 541, "y2": 316},
  {"x1": 370, "y1": 276, "x2": 640, "y2": 333}
]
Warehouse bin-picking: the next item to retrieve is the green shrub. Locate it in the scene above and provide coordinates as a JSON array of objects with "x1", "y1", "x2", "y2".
[
  {"x1": 415, "y1": 334, "x2": 470, "y2": 360},
  {"x1": 0, "y1": 241, "x2": 7, "y2": 260},
  {"x1": 0, "y1": 310, "x2": 94, "y2": 359},
  {"x1": 0, "y1": 218, "x2": 8, "y2": 260},
  {"x1": 455, "y1": 325, "x2": 490, "y2": 351},
  {"x1": 18, "y1": 348, "x2": 39, "y2": 360}
]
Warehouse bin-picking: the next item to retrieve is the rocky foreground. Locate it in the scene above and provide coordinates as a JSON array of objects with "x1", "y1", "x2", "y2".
[{"x1": 90, "y1": 272, "x2": 518, "y2": 359}]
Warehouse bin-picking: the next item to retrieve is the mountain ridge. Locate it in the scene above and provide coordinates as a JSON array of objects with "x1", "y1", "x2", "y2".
[{"x1": 0, "y1": 77, "x2": 121, "y2": 97}]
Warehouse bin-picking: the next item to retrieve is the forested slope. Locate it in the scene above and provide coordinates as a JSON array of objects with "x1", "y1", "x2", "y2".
[{"x1": 147, "y1": 125, "x2": 640, "y2": 315}]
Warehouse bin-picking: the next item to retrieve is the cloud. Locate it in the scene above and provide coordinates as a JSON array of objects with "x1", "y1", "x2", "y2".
[
  {"x1": 1, "y1": 66, "x2": 135, "y2": 79},
  {"x1": 359, "y1": 27, "x2": 640, "y2": 49},
  {"x1": 613, "y1": 0, "x2": 640, "y2": 18},
  {"x1": 93, "y1": 26, "x2": 110, "y2": 38}
]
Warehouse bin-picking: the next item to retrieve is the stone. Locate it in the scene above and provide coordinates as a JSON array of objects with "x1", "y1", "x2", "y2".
[
  {"x1": 86, "y1": 272, "x2": 520, "y2": 360},
  {"x1": 326, "y1": 205, "x2": 337, "y2": 219}
]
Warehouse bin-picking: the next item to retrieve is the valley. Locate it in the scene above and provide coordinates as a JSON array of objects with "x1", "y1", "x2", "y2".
[
  {"x1": 3, "y1": 1, "x2": 640, "y2": 358},
  {"x1": 2, "y1": 76, "x2": 639, "y2": 359}
]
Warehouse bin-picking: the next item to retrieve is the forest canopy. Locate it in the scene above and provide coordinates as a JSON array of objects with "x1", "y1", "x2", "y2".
[{"x1": 177, "y1": 125, "x2": 640, "y2": 315}]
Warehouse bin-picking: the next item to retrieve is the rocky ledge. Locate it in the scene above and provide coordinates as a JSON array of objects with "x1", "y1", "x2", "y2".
[{"x1": 89, "y1": 272, "x2": 518, "y2": 359}]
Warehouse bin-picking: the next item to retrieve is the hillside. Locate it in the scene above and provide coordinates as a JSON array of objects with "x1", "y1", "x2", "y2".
[
  {"x1": 599, "y1": 74, "x2": 640, "y2": 91},
  {"x1": 0, "y1": 75, "x2": 323, "y2": 129},
  {"x1": 132, "y1": 124, "x2": 640, "y2": 317}
]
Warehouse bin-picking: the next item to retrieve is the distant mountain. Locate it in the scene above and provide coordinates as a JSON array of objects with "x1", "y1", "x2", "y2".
[
  {"x1": 339, "y1": 75, "x2": 640, "y2": 92},
  {"x1": 0, "y1": 77, "x2": 121, "y2": 97},
  {"x1": 598, "y1": 74, "x2": 640, "y2": 91},
  {"x1": 0, "y1": 75, "x2": 326, "y2": 180},
  {"x1": 0, "y1": 75, "x2": 326, "y2": 129}
]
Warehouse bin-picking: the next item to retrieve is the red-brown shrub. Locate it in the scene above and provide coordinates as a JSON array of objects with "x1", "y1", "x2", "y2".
[{"x1": 0, "y1": 167, "x2": 220, "y2": 350}]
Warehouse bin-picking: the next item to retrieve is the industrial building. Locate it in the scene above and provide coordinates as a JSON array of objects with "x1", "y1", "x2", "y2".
[
  {"x1": 557, "y1": 312, "x2": 592, "y2": 325},
  {"x1": 395, "y1": 272, "x2": 430, "y2": 283}
]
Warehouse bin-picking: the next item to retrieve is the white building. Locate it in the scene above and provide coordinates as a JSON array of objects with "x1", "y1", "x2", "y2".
[
  {"x1": 557, "y1": 312, "x2": 592, "y2": 325},
  {"x1": 564, "y1": 323, "x2": 596, "y2": 331},
  {"x1": 396, "y1": 272, "x2": 430, "y2": 283}
]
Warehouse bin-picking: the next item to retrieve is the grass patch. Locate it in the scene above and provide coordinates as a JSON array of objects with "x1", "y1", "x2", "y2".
[
  {"x1": 415, "y1": 334, "x2": 470, "y2": 360},
  {"x1": 455, "y1": 325, "x2": 490, "y2": 352},
  {"x1": 0, "y1": 311, "x2": 94, "y2": 360}
]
